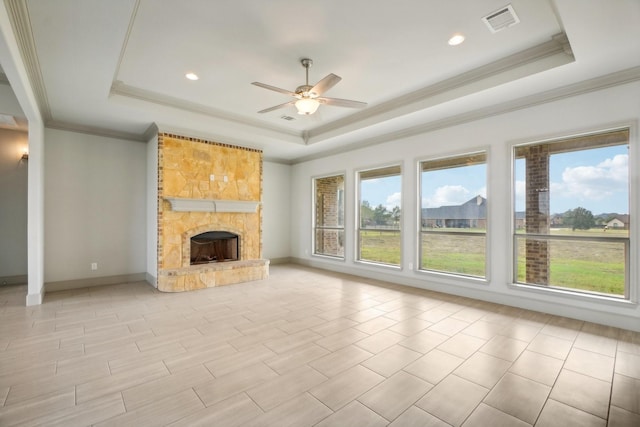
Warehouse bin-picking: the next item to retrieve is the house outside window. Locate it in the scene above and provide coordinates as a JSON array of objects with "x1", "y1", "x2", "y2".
[
  {"x1": 313, "y1": 174, "x2": 345, "y2": 258},
  {"x1": 356, "y1": 165, "x2": 402, "y2": 266},
  {"x1": 513, "y1": 128, "x2": 630, "y2": 298},
  {"x1": 420, "y1": 152, "x2": 487, "y2": 278}
]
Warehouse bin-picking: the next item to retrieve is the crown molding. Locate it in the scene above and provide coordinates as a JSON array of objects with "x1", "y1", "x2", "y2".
[
  {"x1": 292, "y1": 66, "x2": 640, "y2": 164},
  {"x1": 109, "y1": 80, "x2": 301, "y2": 140},
  {"x1": 4, "y1": 0, "x2": 51, "y2": 121},
  {"x1": 305, "y1": 33, "x2": 574, "y2": 145},
  {"x1": 46, "y1": 119, "x2": 147, "y2": 142}
]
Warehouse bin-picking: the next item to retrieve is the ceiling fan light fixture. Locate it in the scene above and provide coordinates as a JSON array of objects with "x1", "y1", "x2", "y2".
[{"x1": 295, "y1": 98, "x2": 320, "y2": 115}]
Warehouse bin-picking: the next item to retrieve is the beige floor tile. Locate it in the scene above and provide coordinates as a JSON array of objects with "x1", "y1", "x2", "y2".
[
  {"x1": 94, "y1": 388, "x2": 204, "y2": 427},
  {"x1": 315, "y1": 400, "x2": 388, "y2": 427},
  {"x1": 428, "y1": 317, "x2": 470, "y2": 337},
  {"x1": 461, "y1": 319, "x2": 505, "y2": 340},
  {"x1": 167, "y1": 392, "x2": 263, "y2": 427},
  {"x1": 388, "y1": 317, "x2": 432, "y2": 336},
  {"x1": 437, "y1": 333, "x2": 486, "y2": 359},
  {"x1": 0, "y1": 361, "x2": 57, "y2": 388},
  {"x1": 264, "y1": 343, "x2": 330, "y2": 374},
  {"x1": 607, "y1": 406, "x2": 640, "y2": 427},
  {"x1": 549, "y1": 370, "x2": 610, "y2": 418},
  {"x1": 0, "y1": 388, "x2": 75, "y2": 427},
  {"x1": 122, "y1": 364, "x2": 213, "y2": 410},
  {"x1": 499, "y1": 322, "x2": 541, "y2": 342},
  {"x1": 5, "y1": 358, "x2": 110, "y2": 405},
  {"x1": 161, "y1": 342, "x2": 234, "y2": 373},
  {"x1": 384, "y1": 307, "x2": 424, "y2": 321},
  {"x1": 416, "y1": 374, "x2": 488, "y2": 427},
  {"x1": 611, "y1": 373, "x2": 640, "y2": 415},
  {"x1": 405, "y1": 349, "x2": 465, "y2": 384},
  {"x1": 418, "y1": 308, "x2": 454, "y2": 323},
  {"x1": 509, "y1": 350, "x2": 563, "y2": 386},
  {"x1": 310, "y1": 364, "x2": 384, "y2": 410},
  {"x1": 454, "y1": 352, "x2": 511, "y2": 389},
  {"x1": 315, "y1": 328, "x2": 369, "y2": 351},
  {"x1": 311, "y1": 318, "x2": 359, "y2": 336},
  {"x1": 27, "y1": 393, "x2": 125, "y2": 427},
  {"x1": 246, "y1": 365, "x2": 327, "y2": 411},
  {"x1": 309, "y1": 344, "x2": 373, "y2": 377},
  {"x1": 462, "y1": 403, "x2": 531, "y2": 427},
  {"x1": 263, "y1": 329, "x2": 322, "y2": 354},
  {"x1": 355, "y1": 329, "x2": 405, "y2": 354},
  {"x1": 573, "y1": 332, "x2": 617, "y2": 357},
  {"x1": 195, "y1": 362, "x2": 278, "y2": 406},
  {"x1": 0, "y1": 386, "x2": 9, "y2": 405},
  {"x1": 243, "y1": 392, "x2": 332, "y2": 427},
  {"x1": 564, "y1": 347, "x2": 615, "y2": 381},
  {"x1": 526, "y1": 333, "x2": 573, "y2": 360},
  {"x1": 615, "y1": 350, "x2": 640, "y2": 379},
  {"x1": 362, "y1": 344, "x2": 422, "y2": 377},
  {"x1": 354, "y1": 316, "x2": 398, "y2": 334},
  {"x1": 480, "y1": 335, "x2": 527, "y2": 362},
  {"x1": 399, "y1": 329, "x2": 449, "y2": 354},
  {"x1": 76, "y1": 361, "x2": 170, "y2": 404},
  {"x1": 204, "y1": 344, "x2": 276, "y2": 377},
  {"x1": 348, "y1": 307, "x2": 386, "y2": 323},
  {"x1": 388, "y1": 405, "x2": 451, "y2": 427},
  {"x1": 359, "y1": 371, "x2": 433, "y2": 421},
  {"x1": 483, "y1": 372, "x2": 550, "y2": 424},
  {"x1": 535, "y1": 399, "x2": 605, "y2": 427}
]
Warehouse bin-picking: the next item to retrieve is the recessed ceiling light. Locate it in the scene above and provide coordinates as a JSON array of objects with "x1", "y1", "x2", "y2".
[
  {"x1": 448, "y1": 34, "x2": 465, "y2": 46},
  {"x1": 185, "y1": 73, "x2": 199, "y2": 81}
]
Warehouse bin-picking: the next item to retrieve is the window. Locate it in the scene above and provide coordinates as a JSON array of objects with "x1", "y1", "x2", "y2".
[
  {"x1": 357, "y1": 165, "x2": 402, "y2": 266},
  {"x1": 313, "y1": 174, "x2": 345, "y2": 258},
  {"x1": 420, "y1": 152, "x2": 487, "y2": 278},
  {"x1": 513, "y1": 128, "x2": 630, "y2": 298}
]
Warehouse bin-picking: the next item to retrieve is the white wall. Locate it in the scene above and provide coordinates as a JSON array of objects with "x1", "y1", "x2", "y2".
[
  {"x1": 290, "y1": 81, "x2": 640, "y2": 332},
  {"x1": 0, "y1": 128, "x2": 28, "y2": 281},
  {"x1": 263, "y1": 160, "x2": 291, "y2": 261},
  {"x1": 146, "y1": 134, "x2": 157, "y2": 286},
  {"x1": 44, "y1": 128, "x2": 147, "y2": 283}
]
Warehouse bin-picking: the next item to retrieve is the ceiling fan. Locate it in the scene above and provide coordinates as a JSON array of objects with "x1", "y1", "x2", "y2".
[{"x1": 252, "y1": 58, "x2": 367, "y2": 115}]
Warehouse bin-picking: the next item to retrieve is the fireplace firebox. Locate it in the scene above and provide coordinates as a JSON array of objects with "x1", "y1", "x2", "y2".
[{"x1": 190, "y1": 231, "x2": 239, "y2": 265}]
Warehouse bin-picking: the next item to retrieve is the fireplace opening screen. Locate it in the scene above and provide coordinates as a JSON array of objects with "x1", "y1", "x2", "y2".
[{"x1": 190, "y1": 231, "x2": 239, "y2": 265}]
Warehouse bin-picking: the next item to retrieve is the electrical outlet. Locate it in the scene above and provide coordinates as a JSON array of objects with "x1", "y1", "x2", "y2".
[
  {"x1": 91, "y1": 262, "x2": 98, "y2": 270},
  {"x1": 223, "y1": 175, "x2": 228, "y2": 182},
  {"x1": 210, "y1": 174, "x2": 215, "y2": 181}
]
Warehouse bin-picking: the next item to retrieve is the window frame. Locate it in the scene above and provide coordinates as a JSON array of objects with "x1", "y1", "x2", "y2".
[
  {"x1": 417, "y1": 149, "x2": 490, "y2": 281},
  {"x1": 510, "y1": 126, "x2": 635, "y2": 302},
  {"x1": 312, "y1": 172, "x2": 346, "y2": 260}
]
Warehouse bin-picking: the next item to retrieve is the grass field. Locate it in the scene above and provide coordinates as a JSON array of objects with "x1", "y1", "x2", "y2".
[{"x1": 359, "y1": 228, "x2": 627, "y2": 296}]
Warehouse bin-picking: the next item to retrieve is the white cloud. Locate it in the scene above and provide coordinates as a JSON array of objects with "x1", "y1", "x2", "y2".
[
  {"x1": 385, "y1": 192, "x2": 401, "y2": 210},
  {"x1": 552, "y1": 154, "x2": 628, "y2": 201},
  {"x1": 423, "y1": 185, "x2": 470, "y2": 207}
]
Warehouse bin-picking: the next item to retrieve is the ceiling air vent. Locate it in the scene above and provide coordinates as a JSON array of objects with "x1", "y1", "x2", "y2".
[
  {"x1": 280, "y1": 115, "x2": 295, "y2": 121},
  {"x1": 482, "y1": 4, "x2": 520, "y2": 33}
]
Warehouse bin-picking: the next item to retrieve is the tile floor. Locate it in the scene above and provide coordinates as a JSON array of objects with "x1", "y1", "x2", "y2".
[{"x1": 0, "y1": 264, "x2": 639, "y2": 426}]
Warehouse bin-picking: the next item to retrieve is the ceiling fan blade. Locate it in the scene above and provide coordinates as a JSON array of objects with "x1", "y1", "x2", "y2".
[
  {"x1": 251, "y1": 82, "x2": 297, "y2": 97},
  {"x1": 310, "y1": 73, "x2": 341, "y2": 96},
  {"x1": 257, "y1": 100, "x2": 295, "y2": 114},
  {"x1": 319, "y1": 97, "x2": 367, "y2": 108}
]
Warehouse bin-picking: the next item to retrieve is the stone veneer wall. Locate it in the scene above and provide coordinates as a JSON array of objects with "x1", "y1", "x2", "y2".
[{"x1": 157, "y1": 133, "x2": 268, "y2": 292}]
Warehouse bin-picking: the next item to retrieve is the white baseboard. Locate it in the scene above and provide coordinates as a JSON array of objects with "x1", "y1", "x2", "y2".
[{"x1": 45, "y1": 273, "x2": 147, "y2": 292}]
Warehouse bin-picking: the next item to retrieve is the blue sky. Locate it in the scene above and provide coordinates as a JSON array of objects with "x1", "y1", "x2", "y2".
[{"x1": 360, "y1": 145, "x2": 629, "y2": 215}]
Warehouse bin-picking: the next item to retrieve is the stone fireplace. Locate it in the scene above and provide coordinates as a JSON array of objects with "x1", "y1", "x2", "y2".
[{"x1": 156, "y1": 133, "x2": 269, "y2": 292}]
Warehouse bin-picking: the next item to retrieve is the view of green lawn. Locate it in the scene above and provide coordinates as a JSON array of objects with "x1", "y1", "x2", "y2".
[{"x1": 360, "y1": 228, "x2": 626, "y2": 296}]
